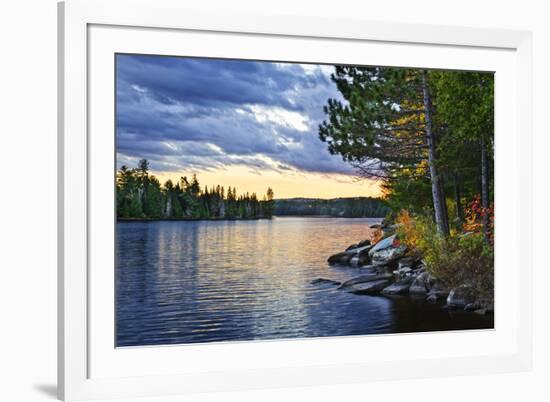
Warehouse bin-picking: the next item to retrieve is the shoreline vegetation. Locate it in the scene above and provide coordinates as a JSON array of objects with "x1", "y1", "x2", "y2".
[{"x1": 314, "y1": 66, "x2": 494, "y2": 312}]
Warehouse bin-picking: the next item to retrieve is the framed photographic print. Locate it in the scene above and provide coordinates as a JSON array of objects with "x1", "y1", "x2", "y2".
[{"x1": 58, "y1": 0, "x2": 533, "y2": 400}]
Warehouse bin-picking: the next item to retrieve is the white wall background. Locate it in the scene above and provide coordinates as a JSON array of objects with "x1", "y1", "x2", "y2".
[{"x1": 0, "y1": 0, "x2": 547, "y2": 401}]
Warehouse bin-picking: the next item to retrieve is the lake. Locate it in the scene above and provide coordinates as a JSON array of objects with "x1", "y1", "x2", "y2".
[{"x1": 116, "y1": 217, "x2": 493, "y2": 347}]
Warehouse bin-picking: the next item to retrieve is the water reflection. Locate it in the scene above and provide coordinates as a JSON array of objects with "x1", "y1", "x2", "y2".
[{"x1": 116, "y1": 217, "x2": 492, "y2": 347}]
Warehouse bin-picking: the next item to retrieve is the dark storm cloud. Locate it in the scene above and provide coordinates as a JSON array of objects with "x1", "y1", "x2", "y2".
[{"x1": 116, "y1": 54, "x2": 354, "y2": 176}]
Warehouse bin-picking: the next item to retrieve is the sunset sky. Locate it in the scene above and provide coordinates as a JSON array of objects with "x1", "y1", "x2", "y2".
[{"x1": 116, "y1": 54, "x2": 381, "y2": 199}]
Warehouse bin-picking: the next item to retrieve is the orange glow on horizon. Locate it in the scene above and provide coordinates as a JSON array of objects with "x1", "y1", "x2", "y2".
[{"x1": 151, "y1": 165, "x2": 382, "y2": 199}]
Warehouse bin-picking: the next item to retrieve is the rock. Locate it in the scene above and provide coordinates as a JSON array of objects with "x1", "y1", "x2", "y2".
[
  {"x1": 311, "y1": 278, "x2": 341, "y2": 286},
  {"x1": 357, "y1": 265, "x2": 394, "y2": 276},
  {"x1": 446, "y1": 285, "x2": 476, "y2": 309},
  {"x1": 409, "y1": 272, "x2": 435, "y2": 295},
  {"x1": 414, "y1": 264, "x2": 427, "y2": 274},
  {"x1": 369, "y1": 224, "x2": 382, "y2": 229},
  {"x1": 369, "y1": 234, "x2": 397, "y2": 255},
  {"x1": 348, "y1": 279, "x2": 392, "y2": 295},
  {"x1": 425, "y1": 281, "x2": 449, "y2": 301},
  {"x1": 397, "y1": 256, "x2": 420, "y2": 270},
  {"x1": 368, "y1": 235, "x2": 407, "y2": 265},
  {"x1": 382, "y1": 276, "x2": 414, "y2": 295},
  {"x1": 355, "y1": 248, "x2": 371, "y2": 266},
  {"x1": 371, "y1": 246, "x2": 407, "y2": 266},
  {"x1": 393, "y1": 266, "x2": 412, "y2": 279},
  {"x1": 328, "y1": 252, "x2": 353, "y2": 265},
  {"x1": 464, "y1": 303, "x2": 480, "y2": 312},
  {"x1": 346, "y1": 244, "x2": 373, "y2": 256},
  {"x1": 338, "y1": 273, "x2": 393, "y2": 290},
  {"x1": 356, "y1": 265, "x2": 378, "y2": 274},
  {"x1": 426, "y1": 294, "x2": 438, "y2": 303}
]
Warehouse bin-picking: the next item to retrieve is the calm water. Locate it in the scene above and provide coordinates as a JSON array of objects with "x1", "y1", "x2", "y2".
[{"x1": 116, "y1": 217, "x2": 492, "y2": 347}]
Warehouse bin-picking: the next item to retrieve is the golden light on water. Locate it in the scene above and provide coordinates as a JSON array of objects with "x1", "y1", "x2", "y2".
[{"x1": 152, "y1": 165, "x2": 382, "y2": 199}]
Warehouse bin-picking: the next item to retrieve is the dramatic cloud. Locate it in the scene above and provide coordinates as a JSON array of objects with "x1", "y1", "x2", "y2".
[{"x1": 116, "y1": 54, "x2": 353, "y2": 177}]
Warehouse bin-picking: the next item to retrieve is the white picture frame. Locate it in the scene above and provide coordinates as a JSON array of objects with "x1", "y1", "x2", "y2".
[{"x1": 58, "y1": 0, "x2": 533, "y2": 400}]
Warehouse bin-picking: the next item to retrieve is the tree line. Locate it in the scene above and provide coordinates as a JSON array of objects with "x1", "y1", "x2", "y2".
[
  {"x1": 319, "y1": 67, "x2": 494, "y2": 240},
  {"x1": 274, "y1": 197, "x2": 389, "y2": 217},
  {"x1": 116, "y1": 159, "x2": 275, "y2": 220}
]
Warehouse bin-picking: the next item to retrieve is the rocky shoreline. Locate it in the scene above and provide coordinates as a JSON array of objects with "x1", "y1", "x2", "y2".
[{"x1": 313, "y1": 224, "x2": 494, "y2": 315}]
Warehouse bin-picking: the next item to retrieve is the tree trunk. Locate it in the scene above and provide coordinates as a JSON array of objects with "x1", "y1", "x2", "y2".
[
  {"x1": 454, "y1": 171, "x2": 464, "y2": 223},
  {"x1": 421, "y1": 70, "x2": 450, "y2": 236},
  {"x1": 481, "y1": 135, "x2": 490, "y2": 241}
]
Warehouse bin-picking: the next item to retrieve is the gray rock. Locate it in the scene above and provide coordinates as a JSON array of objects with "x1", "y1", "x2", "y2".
[
  {"x1": 338, "y1": 273, "x2": 393, "y2": 290},
  {"x1": 409, "y1": 272, "x2": 435, "y2": 295},
  {"x1": 446, "y1": 285, "x2": 476, "y2": 309},
  {"x1": 346, "y1": 244, "x2": 373, "y2": 256},
  {"x1": 464, "y1": 303, "x2": 480, "y2": 312},
  {"x1": 310, "y1": 278, "x2": 341, "y2": 286},
  {"x1": 382, "y1": 277, "x2": 414, "y2": 295},
  {"x1": 357, "y1": 248, "x2": 371, "y2": 266},
  {"x1": 393, "y1": 266, "x2": 412, "y2": 279},
  {"x1": 397, "y1": 256, "x2": 420, "y2": 270},
  {"x1": 348, "y1": 279, "x2": 393, "y2": 295},
  {"x1": 425, "y1": 281, "x2": 449, "y2": 301},
  {"x1": 371, "y1": 245, "x2": 408, "y2": 266},
  {"x1": 327, "y1": 252, "x2": 353, "y2": 265},
  {"x1": 426, "y1": 294, "x2": 438, "y2": 303},
  {"x1": 369, "y1": 235, "x2": 397, "y2": 255}
]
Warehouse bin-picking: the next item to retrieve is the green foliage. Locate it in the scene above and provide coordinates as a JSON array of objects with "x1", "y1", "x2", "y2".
[
  {"x1": 116, "y1": 160, "x2": 274, "y2": 220},
  {"x1": 318, "y1": 66, "x2": 426, "y2": 180},
  {"x1": 319, "y1": 67, "x2": 494, "y2": 230}
]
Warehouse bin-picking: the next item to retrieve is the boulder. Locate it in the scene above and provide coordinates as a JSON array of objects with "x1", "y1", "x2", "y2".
[
  {"x1": 368, "y1": 235, "x2": 407, "y2": 265},
  {"x1": 393, "y1": 266, "x2": 412, "y2": 279},
  {"x1": 426, "y1": 294, "x2": 438, "y2": 303},
  {"x1": 397, "y1": 256, "x2": 420, "y2": 270},
  {"x1": 369, "y1": 234, "x2": 397, "y2": 255},
  {"x1": 348, "y1": 279, "x2": 392, "y2": 295},
  {"x1": 409, "y1": 272, "x2": 435, "y2": 295},
  {"x1": 327, "y1": 252, "x2": 353, "y2": 265},
  {"x1": 346, "y1": 244, "x2": 373, "y2": 256},
  {"x1": 446, "y1": 285, "x2": 476, "y2": 309},
  {"x1": 338, "y1": 273, "x2": 393, "y2": 290},
  {"x1": 464, "y1": 303, "x2": 480, "y2": 312},
  {"x1": 310, "y1": 278, "x2": 341, "y2": 286},
  {"x1": 425, "y1": 281, "x2": 449, "y2": 301},
  {"x1": 382, "y1": 276, "x2": 414, "y2": 295},
  {"x1": 350, "y1": 248, "x2": 371, "y2": 266},
  {"x1": 370, "y1": 245, "x2": 407, "y2": 266}
]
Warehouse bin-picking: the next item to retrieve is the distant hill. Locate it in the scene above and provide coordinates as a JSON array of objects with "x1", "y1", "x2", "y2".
[{"x1": 274, "y1": 197, "x2": 389, "y2": 218}]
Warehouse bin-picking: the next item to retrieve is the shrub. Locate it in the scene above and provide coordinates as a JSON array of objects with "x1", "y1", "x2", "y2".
[{"x1": 396, "y1": 210, "x2": 494, "y2": 302}]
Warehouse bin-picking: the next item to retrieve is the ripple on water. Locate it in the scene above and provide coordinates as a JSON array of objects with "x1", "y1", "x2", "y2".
[{"x1": 116, "y1": 217, "x2": 493, "y2": 347}]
